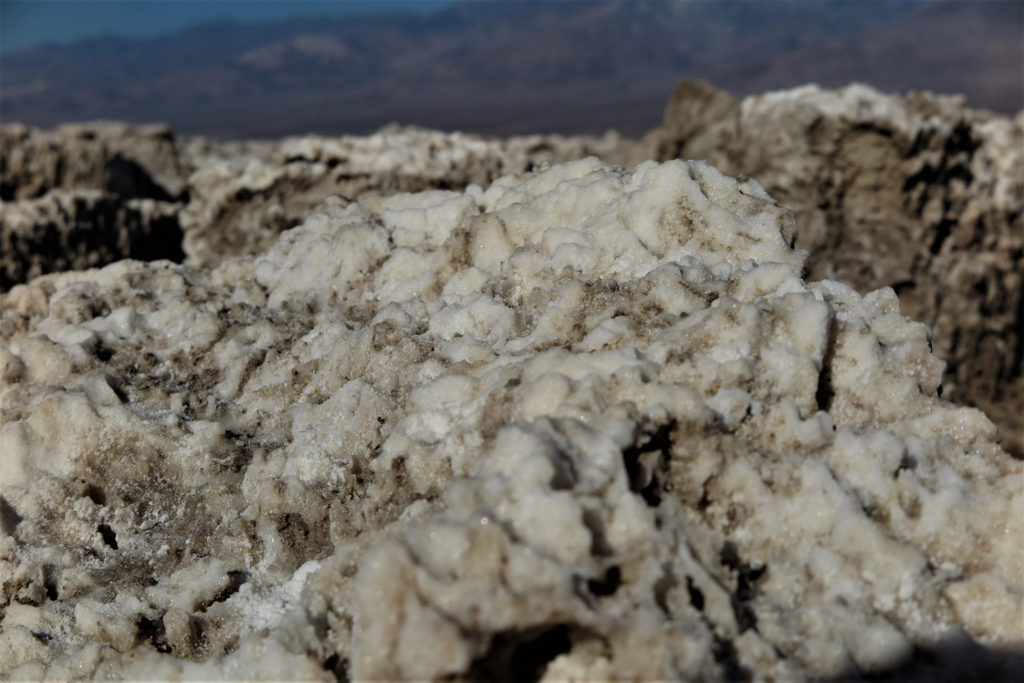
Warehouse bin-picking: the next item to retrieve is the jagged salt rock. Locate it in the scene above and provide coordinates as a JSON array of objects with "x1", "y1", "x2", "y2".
[
  {"x1": 0, "y1": 158, "x2": 1020, "y2": 680},
  {"x1": 651, "y1": 81, "x2": 1024, "y2": 456}
]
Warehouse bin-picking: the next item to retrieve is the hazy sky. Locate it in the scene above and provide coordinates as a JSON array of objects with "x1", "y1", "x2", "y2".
[{"x1": 0, "y1": 0, "x2": 456, "y2": 53}]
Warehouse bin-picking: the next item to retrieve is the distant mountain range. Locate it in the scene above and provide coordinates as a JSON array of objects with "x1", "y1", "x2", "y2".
[{"x1": 2, "y1": 0, "x2": 1021, "y2": 138}]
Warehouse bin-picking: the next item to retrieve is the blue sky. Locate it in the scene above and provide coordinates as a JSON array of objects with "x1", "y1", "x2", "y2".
[{"x1": 0, "y1": 0, "x2": 456, "y2": 53}]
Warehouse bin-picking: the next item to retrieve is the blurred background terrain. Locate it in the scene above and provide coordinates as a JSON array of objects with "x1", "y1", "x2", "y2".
[{"x1": 2, "y1": 0, "x2": 1022, "y2": 138}]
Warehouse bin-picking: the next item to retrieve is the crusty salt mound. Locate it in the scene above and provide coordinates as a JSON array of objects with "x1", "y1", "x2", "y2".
[
  {"x1": 651, "y1": 81, "x2": 1024, "y2": 456},
  {"x1": 0, "y1": 122, "x2": 631, "y2": 287},
  {"x1": 7, "y1": 83, "x2": 1020, "y2": 460},
  {"x1": 1, "y1": 159, "x2": 1021, "y2": 680},
  {"x1": 179, "y1": 126, "x2": 633, "y2": 268}
]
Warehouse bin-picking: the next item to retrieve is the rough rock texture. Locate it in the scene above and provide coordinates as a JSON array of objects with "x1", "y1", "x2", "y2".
[
  {"x1": 1, "y1": 123, "x2": 636, "y2": 283},
  {"x1": 0, "y1": 190, "x2": 184, "y2": 290},
  {"x1": 7, "y1": 85, "x2": 1019, "y2": 462},
  {"x1": 2, "y1": 159, "x2": 1021, "y2": 680},
  {"x1": 650, "y1": 81, "x2": 1024, "y2": 456},
  {"x1": 0, "y1": 122, "x2": 189, "y2": 202},
  {"x1": 0, "y1": 123, "x2": 192, "y2": 290},
  {"x1": 179, "y1": 126, "x2": 636, "y2": 268}
]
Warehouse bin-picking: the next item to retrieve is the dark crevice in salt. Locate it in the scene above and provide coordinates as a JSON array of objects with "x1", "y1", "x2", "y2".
[
  {"x1": 467, "y1": 624, "x2": 573, "y2": 682},
  {"x1": 97, "y1": 523, "x2": 118, "y2": 549},
  {"x1": 622, "y1": 420, "x2": 674, "y2": 507}
]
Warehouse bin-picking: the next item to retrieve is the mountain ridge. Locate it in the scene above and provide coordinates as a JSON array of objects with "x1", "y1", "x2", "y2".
[{"x1": 2, "y1": 0, "x2": 1020, "y2": 137}]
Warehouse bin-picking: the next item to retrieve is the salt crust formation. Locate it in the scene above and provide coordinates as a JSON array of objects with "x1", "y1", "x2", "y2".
[
  {"x1": 0, "y1": 122, "x2": 190, "y2": 291},
  {"x1": 3, "y1": 82, "x2": 1020, "y2": 456},
  {"x1": 1, "y1": 121, "x2": 631, "y2": 284},
  {"x1": 1, "y1": 158, "x2": 1021, "y2": 680},
  {"x1": 179, "y1": 126, "x2": 632, "y2": 268},
  {"x1": 0, "y1": 122, "x2": 188, "y2": 202},
  {"x1": 650, "y1": 81, "x2": 1024, "y2": 456},
  {"x1": 0, "y1": 191, "x2": 184, "y2": 290}
]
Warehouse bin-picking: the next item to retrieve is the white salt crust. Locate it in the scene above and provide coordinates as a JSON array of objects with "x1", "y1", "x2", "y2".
[{"x1": 0, "y1": 158, "x2": 1020, "y2": 679}]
